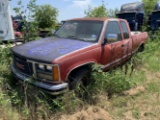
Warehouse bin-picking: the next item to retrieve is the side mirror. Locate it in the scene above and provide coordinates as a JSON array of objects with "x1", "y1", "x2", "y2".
[{"x1": 104, "y1": 34, "x2": 118, "y2": 44}]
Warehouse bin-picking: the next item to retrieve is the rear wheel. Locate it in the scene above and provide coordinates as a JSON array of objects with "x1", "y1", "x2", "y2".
[{"x1": 138, "y1": 44, "x2": 144, "y2": 52}]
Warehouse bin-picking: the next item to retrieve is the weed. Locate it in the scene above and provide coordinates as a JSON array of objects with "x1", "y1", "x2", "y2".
[
  {"x1": 88, "y1": 64, "x2": 135, "y2": 98},
  {"x1": 146, "y1": 82, "x2": 160, "y2": 93},
  {"x1": 132, "y1": 108, "x2": 141, "y2": 119}
]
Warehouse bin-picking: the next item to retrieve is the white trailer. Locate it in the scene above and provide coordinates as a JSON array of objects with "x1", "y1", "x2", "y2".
[{"x1": 0, "y1": 0, "x2": 15, "y2": 41}]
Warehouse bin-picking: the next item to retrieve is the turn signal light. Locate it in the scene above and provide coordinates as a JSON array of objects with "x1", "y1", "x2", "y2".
[{"x1": 52, "y1": 66, "x2": 59, "y2": 81}]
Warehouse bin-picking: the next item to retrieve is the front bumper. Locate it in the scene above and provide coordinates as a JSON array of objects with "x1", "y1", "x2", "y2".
[{"x1": 11, "y1": 64, "x2": 68, "y2": 94}]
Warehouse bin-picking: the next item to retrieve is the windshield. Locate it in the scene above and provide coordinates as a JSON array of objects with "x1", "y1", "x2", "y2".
[
  {"x1": 151, "y1": 12, "x2": 160, "y2": 21},
  {"x1": 117, "y1": 13, "x2": 136, "y2": 22},
  {"x1": 55, "y1": 20, "x2": 103, "y2": 42}
]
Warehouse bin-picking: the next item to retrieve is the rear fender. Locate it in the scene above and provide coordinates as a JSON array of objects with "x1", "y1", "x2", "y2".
[{"x1": 138, "y1": 43, "x2": 144, "y2": 52}]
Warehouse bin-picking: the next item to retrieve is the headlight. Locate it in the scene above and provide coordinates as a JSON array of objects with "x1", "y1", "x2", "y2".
[
  {"x1": 46, "y1": 65, "x2": 52, "y2": 71},
  {"x1": 38, "y1": 64, "x2": 45, "y2": 70},
  {"x1": 36, "y1": 63, "x2": 60, "y2": 82}
]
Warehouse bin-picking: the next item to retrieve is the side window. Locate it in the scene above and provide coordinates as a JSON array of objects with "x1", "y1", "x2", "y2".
[
  {"x1": 120, "y1": 21, "x2": 129, "y2": 39},
  {"x1": 105, "y1": 21, "x2": 122, "y2": 42}
]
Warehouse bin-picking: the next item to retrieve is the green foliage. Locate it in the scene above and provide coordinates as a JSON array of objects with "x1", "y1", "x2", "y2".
[
  {"x1": 84, "y1": 1, "x2": 119, "y2": 18},
  {"x1": 13, "y1": 0, "x2": 39, "y2": 42},
  {"x1": 0, "y1": 44, "x2": 12, "y2": 64},
  {"x1": 35, "y1": 4, "x2": 58, "y2": 29},
  {"x1": 85, "y1": 64, "x2": 135, "y2": 98},
  {"x1": 132, "y1": 108, "x2": 141, "y2": 119},
  {"x1": 147, "y1": 82, "x2": 160, "y2": 93},
  {"x1": 85, "y1": 2, "x2": 108, "y2": 17},
  {"x1": 142, "y1": 0, "x2": 159, "y2": 31},
  {"x1": 142, "y1": 0, "x2": 158, "y2": 16},
  {"x1": 107, "y1": 8, "x2": 119, "y2": 18},
  {"x1": 138, "y1": 29, "x2": 160, "y2": 71}
]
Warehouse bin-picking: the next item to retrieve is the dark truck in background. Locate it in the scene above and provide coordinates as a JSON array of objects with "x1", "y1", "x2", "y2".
[
  {"x1": 11, "y1": 18, "x2": 148, "y2": 94},
  {"x1": 150, "y1": 2, "x2": 160, "y2": 31},
  {"x1": 116, "y1": 2, "x2": 144, "y2": 31}
]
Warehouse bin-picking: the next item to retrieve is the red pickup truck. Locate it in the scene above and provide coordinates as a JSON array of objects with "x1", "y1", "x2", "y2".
[{"x1": 11, "y1": 18, "x2": 148, "y2": 94}]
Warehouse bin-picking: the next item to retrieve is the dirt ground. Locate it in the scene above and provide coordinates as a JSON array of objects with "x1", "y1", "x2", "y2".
[{"x1": 59, "y1": 106, "x2": 113, "y2": 120}]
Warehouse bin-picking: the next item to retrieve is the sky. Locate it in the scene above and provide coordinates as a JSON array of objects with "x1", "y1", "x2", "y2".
[{"x1": 10, "y1": 0, "x2": 141, "y2": 22}]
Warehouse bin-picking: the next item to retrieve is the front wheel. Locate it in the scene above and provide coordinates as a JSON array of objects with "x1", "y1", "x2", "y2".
[{"x1": 68, "y1": 68, "x2": 91, "y2": 90}]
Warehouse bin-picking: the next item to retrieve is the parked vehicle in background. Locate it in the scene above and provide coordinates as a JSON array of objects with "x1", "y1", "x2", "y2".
[
  {"x1": 116, "y1": 2, "x2": 144, "y2": 31},
  {"x1": 0, "y1": 0, "x2": 15, "y2": 41},
  {"x1": 12, "y1": 16, "x2": 23, "y2": 39},
  {"x1": 150, "y1": 2, "x2": 160, "y2": 31},
  {"x1": 12, "y1": 16, "x2": 25, "y2": 32},
  {"x1": 11, "y1": 18, "x2": 148, "y2": 94}
]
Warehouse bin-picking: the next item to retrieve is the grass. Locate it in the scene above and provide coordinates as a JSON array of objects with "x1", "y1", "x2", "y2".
[
  {"x1": 132, "y1": 108, "x2": 141, "y2": 119},
  {"x1": 147, "y1": 82, "x2": 160, "y2": 93},
  {"x1": 106, "y1": 38, "x2": 160, "y2": 120},
  {"x1": 0, "y1": 35, "x2": 160, "y2": 119}
]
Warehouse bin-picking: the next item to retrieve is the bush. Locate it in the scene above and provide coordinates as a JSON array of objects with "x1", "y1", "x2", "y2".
[{"x1": 88, "y1": 64, "x2": 134, "y2": 98}]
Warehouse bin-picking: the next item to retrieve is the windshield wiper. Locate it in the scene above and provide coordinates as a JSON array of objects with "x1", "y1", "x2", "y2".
[{"x1": 66, "y1": 36, "x2": 87, "y2": 41}]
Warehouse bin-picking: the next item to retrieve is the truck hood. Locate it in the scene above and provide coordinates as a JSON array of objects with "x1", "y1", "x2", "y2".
[{"x1": 12, "y1": 37, "x2": 94, "y2": 63}]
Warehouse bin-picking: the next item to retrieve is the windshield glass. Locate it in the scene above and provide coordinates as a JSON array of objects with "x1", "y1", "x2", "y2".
[
  {"x1": 151, "y1": 12, "x2": 160, "y2": 20},
  {"x1": 55, "y1": 20, "x2": 103, "y2": 42},
  {"x1": 117, "y1": 13, "x2": 136, "y2": 22}
]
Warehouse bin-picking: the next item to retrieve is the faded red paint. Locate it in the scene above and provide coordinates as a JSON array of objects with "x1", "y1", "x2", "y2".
[
  {"x1": 53, "y1": 18, "x2": 148, "y2": 81},
  {"x1": 11, "y1": 18, "x2": 148, "y2": 93}
]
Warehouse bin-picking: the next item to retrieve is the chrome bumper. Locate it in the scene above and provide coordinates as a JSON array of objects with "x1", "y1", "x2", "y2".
[{"x1": 11, "y1": 64, "x2": 68, "y2": 94}]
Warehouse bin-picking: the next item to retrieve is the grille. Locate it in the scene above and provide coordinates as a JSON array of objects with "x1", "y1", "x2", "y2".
[{"x1": 13, "y1": 54, "x2": 33, "y2": 75}]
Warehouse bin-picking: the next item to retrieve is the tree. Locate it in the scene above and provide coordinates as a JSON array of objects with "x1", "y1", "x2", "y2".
[
  {"x1": 142, "y1": 0, "x2": 159, "y2": 16},
  {"x1": 13, "y1": 0, "x2": 38, "y2": 41},
  {"x1": 13, "y1": 0, "x2": 37, "y2": 20},
  {"x1": 107, "y1": 8, "x2": 119, "y2": 18},
  {"x1": 35, "y1": 5, "x2": 58, "y2": 29},
  {"x1": 84, "y1": 1, "x2": 119, "y2": 18},
  {"x1": 141, "y1": 0, "x2": 159, "y2": 31},
  {"x1": 85, "y1": 1, "x2": 108, "y2": 17}
]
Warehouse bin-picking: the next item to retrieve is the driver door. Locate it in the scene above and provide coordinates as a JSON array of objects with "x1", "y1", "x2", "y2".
[{"x1": 101, "y1": 21, "x2": 124, "y2": 70}]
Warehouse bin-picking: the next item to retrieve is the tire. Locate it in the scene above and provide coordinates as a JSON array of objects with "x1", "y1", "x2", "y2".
[
  {"x1": 138, "y1": 44, "x2": 144, "y2": 52},
  {"x1": 68, "y1": 68, "x2": 91, "y2": 90}
]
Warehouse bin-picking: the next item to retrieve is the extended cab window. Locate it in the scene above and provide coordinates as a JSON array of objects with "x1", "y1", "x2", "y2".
[
  {"x1": 120, "y1": 21, "x2": 129, "y2": 39},
  {"x1": 55, "y1": 20, "x2": 103, "y2": 42},
  {"x1": 105, "y1": 21, "x2": 122, "y2": 42}
]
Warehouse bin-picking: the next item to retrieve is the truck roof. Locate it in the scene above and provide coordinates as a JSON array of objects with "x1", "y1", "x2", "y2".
[
  {"x1": 120, "y1": 2, "x2": 144, "y2": 13},
  {"x1": 68, "y1": 17, "x2": 120, "y2": 22}
]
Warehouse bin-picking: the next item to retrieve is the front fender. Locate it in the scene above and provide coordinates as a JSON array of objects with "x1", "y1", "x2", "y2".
[
  {"x1": 65, "y1": 61, "x2": 96, "y2": 80},
  {"x1": 57, "y1": 46, "x2": 101, "y2": 81}
]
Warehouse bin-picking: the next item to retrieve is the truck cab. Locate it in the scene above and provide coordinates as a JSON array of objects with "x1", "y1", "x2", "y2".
[{"x1": 116, "y1": 2, "x2": 144, "y2": 31}]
